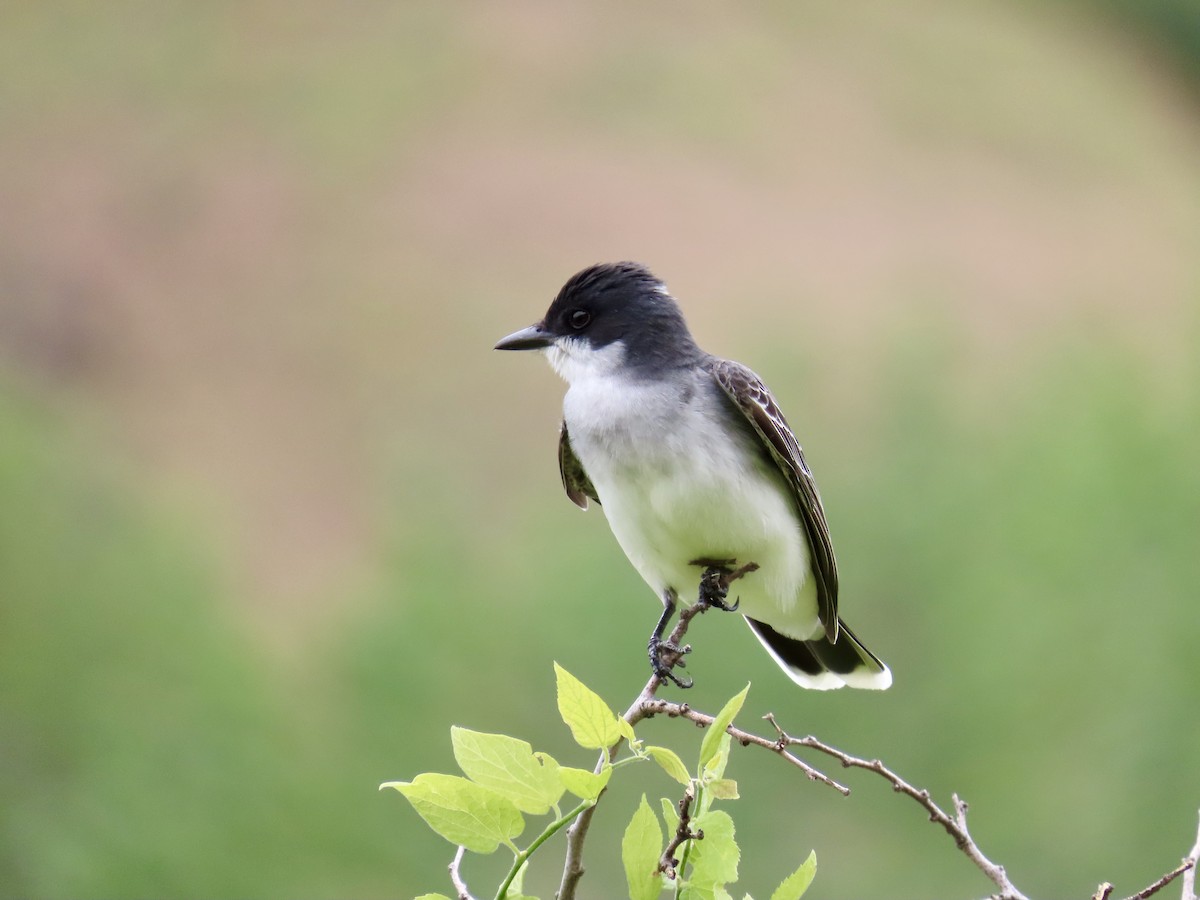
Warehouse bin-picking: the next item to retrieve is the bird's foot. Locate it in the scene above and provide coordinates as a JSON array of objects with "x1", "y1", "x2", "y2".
[
  {"x1": 690, "y1": 559, "x2": 759, "y2": 612},
  {"x1": 648, "y1": 637, "x2": 693, "y2": 689}
]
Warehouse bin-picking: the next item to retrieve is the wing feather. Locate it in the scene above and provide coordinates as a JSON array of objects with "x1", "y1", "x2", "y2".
[
  {"x1": 558, "y1": 422, "x2": 599, "y2": 510},
  {"x1": 710, "y1": 358, "x2": 839, "y2": 639}
]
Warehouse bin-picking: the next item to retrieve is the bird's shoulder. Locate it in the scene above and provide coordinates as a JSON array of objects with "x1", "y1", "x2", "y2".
[{"x1": 706, "y1": 358, "x2": 802, "y2": 460}]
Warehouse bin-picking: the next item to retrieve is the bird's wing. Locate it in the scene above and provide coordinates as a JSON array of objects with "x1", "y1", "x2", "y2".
[
  {"x1": 559, "y1": 421, "x2": 599, "y2": 510},
  {"x1": 710, "y1": 358, "x2": 839, "y2": 639}
]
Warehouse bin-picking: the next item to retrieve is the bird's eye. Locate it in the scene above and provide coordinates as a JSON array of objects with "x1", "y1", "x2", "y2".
[{"x1": 569, "y1": 309, "x2": 591, "y2": 330}]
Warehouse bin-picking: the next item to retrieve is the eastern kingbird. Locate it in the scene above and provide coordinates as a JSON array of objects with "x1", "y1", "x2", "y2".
[{"x1": 495, "y1": 262, "x2": 891, "y2": 690}]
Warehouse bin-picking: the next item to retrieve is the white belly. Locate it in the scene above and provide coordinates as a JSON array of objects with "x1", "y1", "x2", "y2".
[{"x1": 564, "y1": 374, "x2": 822, "y2": 640}]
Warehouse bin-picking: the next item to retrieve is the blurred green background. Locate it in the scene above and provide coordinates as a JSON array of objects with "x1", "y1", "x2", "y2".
[{"x1": 2, "y1": 2, "x2": 1198, "y2": 898}]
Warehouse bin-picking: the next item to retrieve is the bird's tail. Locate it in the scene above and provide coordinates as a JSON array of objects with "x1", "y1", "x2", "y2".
[{"x1": 745, "y1": 616, "x2": 892, "y2": 690}]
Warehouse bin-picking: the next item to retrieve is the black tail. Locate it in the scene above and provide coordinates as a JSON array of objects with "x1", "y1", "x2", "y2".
[{"x1": 745, "y1": 617, "x2": 892, "y2": 690}]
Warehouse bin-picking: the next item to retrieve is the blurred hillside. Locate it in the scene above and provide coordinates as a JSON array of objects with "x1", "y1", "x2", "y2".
[{"x1": 1, "y1": 2, "x2": 1198, "y2": 899}]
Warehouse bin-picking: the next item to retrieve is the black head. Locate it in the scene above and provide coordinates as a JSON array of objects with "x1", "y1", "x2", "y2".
[{"x1": 494, "y1": 262, "x2": 702, "y2": 375}]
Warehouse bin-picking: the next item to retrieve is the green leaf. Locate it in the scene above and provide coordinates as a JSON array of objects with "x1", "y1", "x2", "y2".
[
  {"x1": 699, "y1": 684, "x2": 749, "y2": 769},
  {"x1": 706, "y1": 778, "x2": 739, "y2": 800},
  {"x1": 645, "y1": 745, "x2": 691, "y2": 786},
  {"x1": 382, "y1": 773, "x2": 524, "y2": 854},
  {"x1": 770, "y1": 850, "x2": 816, "y2": 900},
  {"x1": 702, "y1": 733, "x2": 733, "y2": 784},
  {"x1": 660, "y1": 797, "x2": 679, "y2": 833},
  {"x1": 622, "y1": 794, "x2": 663, "y2": 900},
  {"x1": 559, "y1": 764, "x2": 612, "y2": 801},
  {"x1": 451, "y1": 727, "x2": 565, "y2": 815},
  {"x1": 680, "y1": 883, "x2": 733, "y2": 900},
  {"x1": 414, "y1": 895, "x2": 452, "y2": 900},
  {"x1": 618, "y1": 715, "x2": 638, "y2": 744},
  {"x1": 554, "y1": 663, "x2": 625, "y2": 749},
  {"x1": 687, "y1": 809, "x2": 739, "y2": 887},
  {"x1": 534, "y1": 751, "x2": 562, "y2": 795}
]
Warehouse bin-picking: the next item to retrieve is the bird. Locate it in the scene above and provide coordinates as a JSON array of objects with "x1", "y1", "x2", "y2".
[{"x1": 494, "y1": 262, "x2": 890, "y2": 690}]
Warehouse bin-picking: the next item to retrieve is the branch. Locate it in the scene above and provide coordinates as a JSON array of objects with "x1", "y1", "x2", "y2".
[
  {"x1": 557, "y1": 564, "x2": 751, "y2": 899},
  {"x1": 1176, "y1": 809, "x2": 1200, "y2": 900},
  {"x1": 556, "y1": 673, "x2": 661, "y2": 899},
  {"x1": 1114, "y1": 857, "x2": 1193, "y2": 900},
  {"x1": 1093, "y1": 808, "x2": 1200, "y2": 900},
  {"x1": 657, "y1": 785, "x2": 700, "y2": 879},
  {"x1": 783, "y1": 728, "x2": 1028, "y2": 900},
  {"x1": 448, "y1": 845, "x2": 477, "y2": 900},
  {"x1": 638, "y1": 699, "x2": 849, "y2": 794}
]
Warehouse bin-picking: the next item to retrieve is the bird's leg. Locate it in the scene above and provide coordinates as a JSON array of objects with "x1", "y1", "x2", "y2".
[
  {"x1": 648, "y1": 589, "x2": 693, "y2": 689},
  {"x1": 690, "y1": 558, "x2": 759, "y2": 612}
]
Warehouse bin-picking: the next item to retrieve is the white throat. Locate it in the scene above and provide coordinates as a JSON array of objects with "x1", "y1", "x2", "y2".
[{"x1": 544, "y1": 337, "x2": 628, "y2": 385}]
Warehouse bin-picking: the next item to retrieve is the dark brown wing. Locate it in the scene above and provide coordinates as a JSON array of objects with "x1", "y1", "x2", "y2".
[
  {"x1": 710, "y1": 358, "x2": 839, "y2": 640},
  {"x1": 559, "y1": 422, "x2": 599, "y2": 510}
]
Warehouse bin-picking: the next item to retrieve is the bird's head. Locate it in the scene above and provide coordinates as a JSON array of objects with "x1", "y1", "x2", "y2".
[{"x1": 494, "y1": 262, "x2": 700, "y2": 383}]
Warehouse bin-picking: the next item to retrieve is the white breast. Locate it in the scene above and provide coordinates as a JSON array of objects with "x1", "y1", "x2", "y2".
[{"x1": 562, "y1": 367, "x2": 821, "y2": 640}]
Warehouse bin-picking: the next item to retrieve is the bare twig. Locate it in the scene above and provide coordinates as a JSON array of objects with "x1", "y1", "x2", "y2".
[
  {"x1": 1090, "y1": 808, "x2": 1200, "y2": 900},
  {"x1": 448, "y1": 845, "x2": 477, "y2": 900},
  {"x1": 1114, "y1": 858, "x2": 1193, "y2": 900},
  {"x1": 776, "y1": 727, "x2": 1029, "y2": 900},
  {"x1": 1182, "y1": 810, "x2": 1200, "y2": 900},
  {"x1": 1180, "y1": 811, "x2": 1200, "y2": 900},
  {"x1": 657, "y1": 786, "x2": 700, "y2": 879},
  {"x1": 638, "y1": 699, "x2": 849, "y2": 794}
]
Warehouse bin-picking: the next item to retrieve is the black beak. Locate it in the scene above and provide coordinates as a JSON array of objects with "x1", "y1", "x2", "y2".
[{"x1": 494, "y1": 323, "x2": 553, "y2": 351}]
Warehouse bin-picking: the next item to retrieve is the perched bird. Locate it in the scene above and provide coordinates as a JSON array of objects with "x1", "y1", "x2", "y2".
[{"x1": 495, "y1": 262, "x2": 890, "y2": 690}]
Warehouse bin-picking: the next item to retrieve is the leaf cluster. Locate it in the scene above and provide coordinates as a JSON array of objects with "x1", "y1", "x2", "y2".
[{"x1": 383, "y1": 665, "x2": 815, "y2": 900}]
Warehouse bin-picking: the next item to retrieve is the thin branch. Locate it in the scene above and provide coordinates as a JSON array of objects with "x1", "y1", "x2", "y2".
[
  {"x1": 638, "y1": 699, "x2": 849, "y2": 794},
  {"x1": 449, "y1": 845, "x2": 477, "y2": 900},
  {"x1": 1182, "y1": 810, "x2": 1200, "y2": 900},
  {"x1": 657, "y1": 786, "x2": 700, "y2": 879},
  {"x1": 1114, "y1": 858, "x2": 1193, "y2": 900},
  {"x1": 557, "y1": 564, "x2": 751, "y2": 899},
  {"x1": 1093, "y1": 808, "x2": 1200, "y2": 900},
  {"x1": 782, "y1": 728, "x2": 1029, "y2": 900},
  {"x1": 556, "y1": 675, "x2": 661, "y2": 899}
]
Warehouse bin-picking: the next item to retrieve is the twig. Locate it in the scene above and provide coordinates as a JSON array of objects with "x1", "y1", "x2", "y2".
[
  {"x1": 658, "y1": 786, "x2": 701, "y2": 879},
  {"x1": 448, "y1": 845, "x2": 477, "y2": 900},
  {"x1": 637, "y1": 699, "x2": 849, "y2": 794},
  {"x1": 1113, "y1": 857, "x2": 1193, "y2": 900},
  {"x1": 779, "y1": 727, "x2": 1029, "y2": 900},
  {"x1": 1181, "y1": 809, "x2": 1200, "y2": 900},
  {"x1": 557, "y1": 564, "x2": 752, "y2": 899},
  {"x1": 556, "y1": 674, "x2": 661, "y2": 899},
  {"x1": 1092, "y1": 808, "x2": 1200, "y2": 900}
]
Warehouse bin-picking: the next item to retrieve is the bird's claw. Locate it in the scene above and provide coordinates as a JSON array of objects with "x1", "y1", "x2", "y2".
[
  {"x1": 693, "y1": 560, "x2": 758, "y2": 612},
  {"x1": 649, "y1": 638, "x2": 693, "y2": 689},
  {"x1": 644, "y1": 561, "x2": 758, "y2": 690}
]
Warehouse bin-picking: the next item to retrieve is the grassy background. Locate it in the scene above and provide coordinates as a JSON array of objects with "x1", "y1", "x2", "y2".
[{"x1": 2, "y1": 2, "x2": 1199, "y2": 898}]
